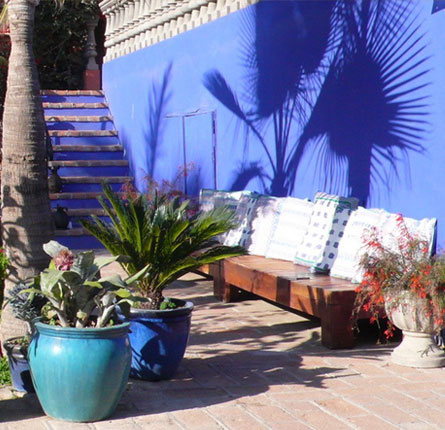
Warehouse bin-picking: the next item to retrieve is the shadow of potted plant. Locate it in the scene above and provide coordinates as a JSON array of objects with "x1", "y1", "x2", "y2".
[
  {"x1": 80, "y1": 182, "x2": 246, "y2": 381},
  {"x1": 2, "y1": 282, "x2": 46, "y2": 393},
  {"x1": 16, "y1": 240, "x2": 148, "y2": 422}
]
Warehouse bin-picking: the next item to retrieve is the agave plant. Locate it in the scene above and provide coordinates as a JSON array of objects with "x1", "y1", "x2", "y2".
[
  {"x1": 18, "y1": 241, "x2": 148, "y2": 328},
  {"x1": 79, "y1": 183, "x2": 246, "y2": 309}
]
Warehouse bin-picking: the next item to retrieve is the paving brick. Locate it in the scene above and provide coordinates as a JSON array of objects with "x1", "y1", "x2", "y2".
[
  {"x1": 172, "y1": 408, "x2": 222, "y2": 430},
  {"x1": 347, "y1": 415, "x2": 400, "y2": 429},
  {"x1": 206, "y1": 404, "x2": 269, "y2": 430},
  {"x1": 315, "y1": 397, "x2": 368, "y2": 417},
  {"x1": 132, "y1": 413, "x2": 184, "y2": 430},
  {"x1": 364, "y1": 404, "x2": 423, "y2": 426},
  {"x1": 47, "y1": 420, "x2": 95, "y2": 430},
  {"x1": 297, "y1": 408, "x2": 353, "y2": 430},
  {"x1": 242, "y1": 403, "x2": 301, "y2": 427},
  {"x1": 93, "y1": 421, "x2": 143, "y2": 430}
]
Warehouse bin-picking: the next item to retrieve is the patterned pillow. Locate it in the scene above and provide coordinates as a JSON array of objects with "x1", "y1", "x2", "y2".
[
  {"x1": 265, "y1": 197, "x2": 314, "y2": 261},
  {"x1": 199, "y1": 189, "x2": 252, "y2": 243},
  {"x1": 294, "y1": 192, "x2": 359, "y2": 272},
  {"x1": 244, "y1": 195, "x2": 280, "y2": 256},
  {"x1": 224, "y1": 193, "x2": 260, "y2": 247}
]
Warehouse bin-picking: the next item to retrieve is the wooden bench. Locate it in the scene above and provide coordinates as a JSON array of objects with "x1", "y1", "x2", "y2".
[{"x1": 207, "y1": 255, "x2": 359, "y2": 349}]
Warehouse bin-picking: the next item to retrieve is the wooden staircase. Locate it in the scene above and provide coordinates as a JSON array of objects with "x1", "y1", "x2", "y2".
[{"x1": 42, "y1": 90, "x2": 131, "y2": 249}]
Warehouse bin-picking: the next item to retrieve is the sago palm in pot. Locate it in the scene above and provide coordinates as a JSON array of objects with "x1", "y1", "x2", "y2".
[{"x1": 80, "y1": 183, "x2": 246, "y2": 380}]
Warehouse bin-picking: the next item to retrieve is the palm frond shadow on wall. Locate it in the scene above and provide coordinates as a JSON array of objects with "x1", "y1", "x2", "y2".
[{"x1": 203, "y1": 0, "x2": 431, "y2": 203}]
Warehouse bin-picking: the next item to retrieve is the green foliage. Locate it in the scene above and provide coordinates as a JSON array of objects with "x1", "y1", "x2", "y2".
[
  {"x1": 0, "y1": 355, "x2": 11, "y2": 386},
  {"x1": 79, "y1": 183, "x2": 246, "y2": 309},
  {"x1": 34, "y1": 0, "x2": 100, "y2": 89},
  {"x1": 19, "y1": 241, "x2": 148, "y2": 328}
]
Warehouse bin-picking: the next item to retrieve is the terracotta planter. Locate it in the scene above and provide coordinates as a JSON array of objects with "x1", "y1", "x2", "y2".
[{"x1": 385, "y1": 292, "x2": 445, "y2": 368}]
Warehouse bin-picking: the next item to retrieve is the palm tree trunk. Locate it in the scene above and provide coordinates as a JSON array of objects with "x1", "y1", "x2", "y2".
[{"x1": 0, "y1": 0, "x2": 54, "y2": 345}]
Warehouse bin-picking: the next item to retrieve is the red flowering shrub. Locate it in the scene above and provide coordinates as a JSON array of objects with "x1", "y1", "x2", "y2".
[
  {"x1": 121, "y1": 163, "x2": 199, "y2": 216},
  {"x1": 353, "y1": 214, "x2": 445, "y2": 338}
]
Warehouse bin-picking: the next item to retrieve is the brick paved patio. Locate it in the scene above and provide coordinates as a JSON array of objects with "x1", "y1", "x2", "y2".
[{"x1": 1, "y1": 271, "x2": 445, "y2": 429}]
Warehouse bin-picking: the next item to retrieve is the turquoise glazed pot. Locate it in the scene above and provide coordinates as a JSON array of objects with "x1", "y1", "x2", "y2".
[
  {"x1": 28, "y1": 322, "x2": 131, "y2": 422},
  {"x1": 129, "y1": 299, "x2": 193, "y2": 381}
]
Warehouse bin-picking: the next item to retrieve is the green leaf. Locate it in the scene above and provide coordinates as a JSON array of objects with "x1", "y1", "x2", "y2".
[{"x1": 43, "y1": 241, "x2": 68, "y2": 258}]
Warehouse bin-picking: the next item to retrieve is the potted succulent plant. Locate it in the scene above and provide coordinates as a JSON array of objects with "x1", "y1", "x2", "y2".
[
  {"x1": 353, "y1": 214, "x2": 445, "y2": 368},
  {"x1": 18, "y1": 240, "x2": 148, "y2": 422},
  {"x1": 80, "y1": 182, "x2": 246, "y2": 380},
  {"x1": 2, "y1": 282, "x2": 46, "y2": 393}
]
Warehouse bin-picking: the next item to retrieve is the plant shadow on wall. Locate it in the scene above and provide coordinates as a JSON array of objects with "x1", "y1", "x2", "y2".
[
  {"x1": 127, "y1": 62, "x2": 203, "y2": 196},
  {"x1": 143, "y1": 62, "x2": 173, "y2": 179},
  {"x1": 203, "y1": 0, "x2": 430, "y2": 203}
]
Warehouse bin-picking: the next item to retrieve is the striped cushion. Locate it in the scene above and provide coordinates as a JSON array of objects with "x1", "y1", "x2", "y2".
[
  {"x1": 330, "y1": 207, "x2": 389, "y2": 281},
  {"x1": 265, "y1": 197, "x2": 314, "y2": 261},
  {"x1": 244, "y1": 195, "x2": 280, "y2": 256}
]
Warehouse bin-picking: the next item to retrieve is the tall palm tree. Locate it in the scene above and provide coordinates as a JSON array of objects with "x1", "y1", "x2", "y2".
[{"x1": 0, "y1": 0, "x2": 54, "y2": 343}]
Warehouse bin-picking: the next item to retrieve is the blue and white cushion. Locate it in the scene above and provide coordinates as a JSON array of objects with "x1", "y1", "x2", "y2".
[
  {"x1": 224, "y1": 193, "x2": 260, "y2": 247},
  {"x1": 294, "y1": 192, "x2": 359, "y2": 272}
]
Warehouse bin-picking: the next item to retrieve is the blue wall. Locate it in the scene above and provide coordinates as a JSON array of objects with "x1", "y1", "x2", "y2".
[{"x1": 103, "y1": 0, "x2": 445, "y2": 245}]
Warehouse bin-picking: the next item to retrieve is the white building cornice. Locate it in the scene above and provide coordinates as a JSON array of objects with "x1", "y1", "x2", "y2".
[{"x1": 99, "y1": 0, "x2": 259, "y2": 62}]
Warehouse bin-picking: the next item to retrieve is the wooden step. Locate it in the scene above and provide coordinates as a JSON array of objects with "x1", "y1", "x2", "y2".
[
  {"x1": 46, "y1": 115, "x2": 113, "y2": 122},
  {"x1": 54, "y1": 227, "x2": 91, "y2": 236},
  {"x1": 50, "y1": 191, "x2": 124, "y2": 200},
  {"x1": 52, "y1": 208, "x2": 107, "y2": 217},
  {"x1": 52, "y1": 145, "x2": 123, "y2": 152},
  {"x1": 61, "y1": 176, "x2": 132, "y2": 184},
  {"x1": 48, "y1": 130, "x2": 118, "y2": 137},
  {"x1": 43, "y1": 102, "x2": 108, "y2": 109},
  {"x1": 41, "y1": 90, "x2": 104, "y2": 96},
  {"x1": 49, "y1": 160, "x2": 128, "y2": 168}
]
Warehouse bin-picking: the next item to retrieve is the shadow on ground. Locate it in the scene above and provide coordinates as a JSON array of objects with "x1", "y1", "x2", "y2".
[{"x1": 0, "y1": 276, "x2": 398, "y2": 423}]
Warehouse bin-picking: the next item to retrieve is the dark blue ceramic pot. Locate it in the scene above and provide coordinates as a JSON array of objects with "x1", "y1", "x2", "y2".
[
  {"x1": 28, "y1": 322, "x2": 131, "y2": 422},
  {"x1": 3, "y1": 337, "x2": 34, "y2": 393},
  {"x1": 129, "y1": 299, "x2": 194, "y2": 381}
]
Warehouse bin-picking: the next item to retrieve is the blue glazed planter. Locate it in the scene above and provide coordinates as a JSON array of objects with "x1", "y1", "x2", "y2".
[
  {"x1": 3, "y1": 337, "x2": 34, "y2": 393},
  {"x1": 129, "y1": 299, "x2": 193, "y2": 381},
  {"x1": 28, "y1": 322, "x2": 131, "y2": 422}
]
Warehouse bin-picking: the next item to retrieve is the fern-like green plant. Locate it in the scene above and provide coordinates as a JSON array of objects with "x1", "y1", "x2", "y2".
[{"x1": 80, "y1": 183, "x2": 246, "y2": 309}]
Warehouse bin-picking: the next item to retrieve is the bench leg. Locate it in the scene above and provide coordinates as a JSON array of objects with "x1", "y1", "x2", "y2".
[
  {"x1": 321, "y1": 304, "x2": 355, "y2": 349},
  {"x1": 213, "y1": 276, "x2": 239, "y2": 302}
]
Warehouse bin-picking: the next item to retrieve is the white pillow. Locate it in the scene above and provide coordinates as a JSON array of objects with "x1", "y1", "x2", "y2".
[
  {"x1": 330, "y1": 208, "x2": 437, "y2": 283},
  {"x1": 330, "y1": 207, "x2": 390, "y2": 281},
  {"x1": 294, "y1": 192, "x2": 359, "y2": 272},
  {"x1": 265, "y1": 197, "x2": 314, "y2": 261},
  {"x1": 224, "y1": 193, "x2": 260, "y2": 247},
  {"x1": 244, "y1": 195, "x2": 280, "y2": 256}
]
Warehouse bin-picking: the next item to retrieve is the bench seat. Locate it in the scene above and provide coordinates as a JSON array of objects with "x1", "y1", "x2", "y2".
[{"x1": 210, "y1": 255, "x2": 359, "y2": 349}]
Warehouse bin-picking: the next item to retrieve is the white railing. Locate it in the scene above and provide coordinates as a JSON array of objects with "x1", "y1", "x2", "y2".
[{"x1": 99, "y1": 0, "x2": 258, "y2": 62}]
